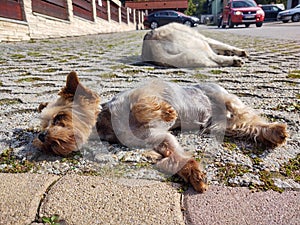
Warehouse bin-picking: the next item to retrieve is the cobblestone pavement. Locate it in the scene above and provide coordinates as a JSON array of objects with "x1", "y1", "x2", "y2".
[{"x1": 0, "y1": 27, "x2": 299, "y2": 194}]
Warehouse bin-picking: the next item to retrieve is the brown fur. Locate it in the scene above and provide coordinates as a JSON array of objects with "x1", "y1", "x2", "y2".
[
  {"x1": 96, "y1": 80, "x2": 288, "y2": 193},
  {"x1": 34, "y1": 74, "x2": 288, "y2": 193},
  {"x1": 33, "y1": 71, "x2": 100, "y2": 156},
  {"x1": 224, "y1": 95, "x2": 288, "y2": 147}
]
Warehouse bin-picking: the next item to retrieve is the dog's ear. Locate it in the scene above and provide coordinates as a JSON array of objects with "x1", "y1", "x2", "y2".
[
  {"x1": 59, "y1": 71, "x2": 99, "y2": 101},
  {"x1": 59, "y1": 71, "x2": 82, "y2": 98},
  {"x1": 65, "y1": 71, "x2": 80, "y2": 95}
]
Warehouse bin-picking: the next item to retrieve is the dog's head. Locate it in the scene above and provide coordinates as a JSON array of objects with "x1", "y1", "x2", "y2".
[{"x1": 33, "y1": 71, "x2": 100, "y2": 156}]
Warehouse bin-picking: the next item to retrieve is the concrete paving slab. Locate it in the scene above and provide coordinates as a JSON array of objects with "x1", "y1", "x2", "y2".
[
  {"x1": 183, "y1": 185, "x2": 300, "y2": 225},
  {"x1": 0, "y1": 173, "x2": 59, "y2": 225},
  {"x1": 39, "y1": 175, "x2": 184, "y2": 225}
]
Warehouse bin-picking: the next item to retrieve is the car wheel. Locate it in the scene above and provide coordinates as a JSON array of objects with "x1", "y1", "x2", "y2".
[
  {"x1": 245, "y1": 23, "x2": 250, "y2": 28},
  {"x1": 292, "y1": 13, "x2": 300, "y2": 22},
  {"x1": 184, "y1": 20, "x2": 193, "y2": 27},
  {"x1": 282, "y1": 20, "x2": 289, "y2": 23},
  {"x1": 150, "y1": 21, "x2": 158, "y2": 29},
  {"x1": 256, "y1": 22, "x2": 263, "y2": 27},
  {"x1": 228, "y1": 17, "x2": 234, "y2": 28}
]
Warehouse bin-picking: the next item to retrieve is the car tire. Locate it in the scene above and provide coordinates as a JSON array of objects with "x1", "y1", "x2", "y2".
[
  {"x1": 256, "y1": 22, "x2": 263, "y2": 27},
  {"x1": 228, "y1": 17, "x2": 234, "y2": 28},
  {"x1": 292, "y1": 13, "x2": 300, "y2": 22},
  {"x1": 184, "y1": 20, "x2": 193, "y2": 27},
  {"x1": 282, "y1": 20, "x2": 289, "y2": 23},
  {"x1": 150, "y1": 21, "x2": 159, "y2": 29},
  {"x1": 245, "y1": 23, "x2": 250, "y2": 28}
]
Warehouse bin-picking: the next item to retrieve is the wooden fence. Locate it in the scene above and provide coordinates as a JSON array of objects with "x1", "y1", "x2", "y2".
[
  {"x1": 31, "y1": 0, "x2": 68, "y2": 20},
  {"x1": 0, "y1": 0, "x2": 25, "y2": 21}
]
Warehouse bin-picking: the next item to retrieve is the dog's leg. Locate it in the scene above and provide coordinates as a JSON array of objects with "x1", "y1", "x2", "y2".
[
  {"x1": 224, "y1": 94, "x2": 288, "y2": 147},
  {"x1": 204, "y1": 37, "x2": 249, "y2": 57},
  {"x1": 131, "y1": 96, "x2": 178, "y2": 123},
  {"x1": 210, "y1": 54, "x2": 245, "y2": 67},
  {"x1": 154, "y1": 133, "x2": 208, "y2": 193}
]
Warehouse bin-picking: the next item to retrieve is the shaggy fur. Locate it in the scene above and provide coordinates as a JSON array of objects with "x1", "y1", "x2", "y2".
[
  {"x1": 141, "y1": 23, "x2": 249, "y2": 68},
  {"x1": 96, "y1": 80, "x2": 288, "y2": 193},
  {"x1": 33, "y1": 73, "x2": 287, "y2": 193},
  {"x1": 33, "y1": 71, "x2": 100, "y2": 156}
]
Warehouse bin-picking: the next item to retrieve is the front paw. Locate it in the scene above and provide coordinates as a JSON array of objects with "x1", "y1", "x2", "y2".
[
  {"x1": 262, "y1": 123, "x2": 288, "y2": 147},
  {"x1": 178, "y1": 159, "x2": 208, "y2": 193}
]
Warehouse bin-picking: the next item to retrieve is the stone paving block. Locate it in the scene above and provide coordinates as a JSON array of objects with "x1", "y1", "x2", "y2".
[
  {"x1": 40, "y1": 175, "x2": 184, "y2": 225},
  {"x1": 0, "y1": 173, "x2": 59, "y2": 225},
  {"x1": 183, "y1": 185, "x2": 300, "y2": 225}
]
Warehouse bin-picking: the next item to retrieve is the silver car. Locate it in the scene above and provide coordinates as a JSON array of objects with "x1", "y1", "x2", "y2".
[{"x1": 277, "y1": 4, "x2": 300, "y2": 23}]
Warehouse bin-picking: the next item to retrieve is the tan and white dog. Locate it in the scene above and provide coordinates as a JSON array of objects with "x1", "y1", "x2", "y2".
[{"x1": 142, "y1": 23, "x2": 248, "y2": 67}]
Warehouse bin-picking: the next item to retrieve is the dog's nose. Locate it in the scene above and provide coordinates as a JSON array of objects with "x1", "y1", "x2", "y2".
[{"x1": 38, "y1": 131, "x2": 47, "y2": 142}]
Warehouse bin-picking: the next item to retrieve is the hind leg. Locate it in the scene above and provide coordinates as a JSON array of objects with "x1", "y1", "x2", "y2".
[
  {"x1": 205, "y1": 37, "x2": 249, "y2": 57},
  {"x1": 224, "y1": 94, "x2": 288, "y2": 147},
  {"x1": 210, "y1": 54, "x2": 245, "y2": 67},
  {"x1": 154, "y1": 133, "x2": 208, "y2": 193},
  {"x1": 131, "y1": 96, "x2": 178, "y2": 123}
]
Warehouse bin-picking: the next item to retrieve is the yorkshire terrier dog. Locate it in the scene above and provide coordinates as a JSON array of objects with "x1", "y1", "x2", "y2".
[
  {"x1": 34, "y1": 72, "x2": 288, "y2": 193},
  {"x1": 33, "y1": 71, "x2": 100, "y2": 156},
  {"x1": 96, "y1": 80, "x2": 288, "y2": 193}
]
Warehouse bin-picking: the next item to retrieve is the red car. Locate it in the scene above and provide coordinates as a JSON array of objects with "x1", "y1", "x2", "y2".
[{"x1": 221, "y1": 0, "x2": 265, "y2": 28}]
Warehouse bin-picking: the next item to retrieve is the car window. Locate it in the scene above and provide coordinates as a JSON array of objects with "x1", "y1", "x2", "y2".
[
  {"x1": 262, "y1": 6, "x2": 270, "y2": 10},
  {"x1": 232, "y1": 0, "x2": 257, "y2": 8},
  {"x1": 271, "y1": 6, "x2": 279, "y2": 11},
  {"x1": 159, "y1": 12, "x2": 168, "y2": 16},
  {"x1": 168, "y1": 12, "x2": 178, "y2": 17}
]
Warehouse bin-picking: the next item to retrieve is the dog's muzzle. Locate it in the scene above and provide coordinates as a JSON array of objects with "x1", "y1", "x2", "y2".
[{"x1": 38, "y1": 131, "x2": 47, "y2": 142}]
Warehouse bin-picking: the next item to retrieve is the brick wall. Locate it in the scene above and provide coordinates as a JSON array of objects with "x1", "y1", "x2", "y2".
[{"x1": 0, "y1": 0, "x2": 144, "y2": 42}]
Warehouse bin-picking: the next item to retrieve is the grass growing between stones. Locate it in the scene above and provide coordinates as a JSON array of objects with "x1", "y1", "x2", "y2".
[
  {"x1": 287, "y1": 70, "x2": 300, "y2": 79},
  {"x1": 100, "y1": 72, "x2": 118, "y2": 79},
  {"x1": 16, "y1": 77, "x2": 44, "y2": 83},
  {"x1": 0, "y1": 98, "x2": 22, "y2": 105},
  {"x1": 10, "y1": 54, "x2": 26, "y2": 59},
  {"x1": 193, "y1": 73, "x2": 208, "y2": 80},
  {"x1": 42, "y1": 215, "x2": 60, "y2": 225},
  {"x1": 272, "y1": 102, "x2": 300, "y2": 112},
  {"x1": 27, "y1": 51, "x2": 44, "y2": 57},
  {"x1": 0, "y1": 149, "x2": 35, "y2": 173},
  {"x1": 210, "y1": 69, "x2": 228, "y2": 75},
  {"x1": 280, "y1": 154, "x2": 300, "y2": 183},
  {"x1": 217, "y1": 163, "x2": 250, "y2": 185}
]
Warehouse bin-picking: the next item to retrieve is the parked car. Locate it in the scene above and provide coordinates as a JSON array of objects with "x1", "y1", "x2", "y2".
[
  {"x1": 261, "y1": 4, "x2": 283, "y2": 21},
  {"x1": 277, "y1": 4, "x2": 300, "y2": 23},
  {"x1": 221, "y1": 0, "x2": 265, "y2": 28},
  {"x1": 143, "y1": 10, "x2": 200, "y2": 29}
]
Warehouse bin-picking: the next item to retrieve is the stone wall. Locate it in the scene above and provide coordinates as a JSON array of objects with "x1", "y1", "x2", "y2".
[{"x1": 0, "y1": 0, "x2": 144, "y2": 42}]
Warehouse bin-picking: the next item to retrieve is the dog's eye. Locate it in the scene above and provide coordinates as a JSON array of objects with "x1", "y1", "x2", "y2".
[
  {"x1": 51, "y1": 141, "x2": 59, "y2": 148},
  {"x1": 53, "y1": 114, "x2": 65, "y2": 125}
]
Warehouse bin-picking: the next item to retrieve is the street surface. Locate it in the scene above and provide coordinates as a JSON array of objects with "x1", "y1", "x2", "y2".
[
  {"x1": 0, "y1": 22, "x2": 299, "y2": 224},
  {"x1": 204, "y1": 21, "x2": 300, "y2": 40}
]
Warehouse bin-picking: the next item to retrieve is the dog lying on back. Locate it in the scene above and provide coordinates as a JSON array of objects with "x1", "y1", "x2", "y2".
[
  {"x1": 34, "y1": 72, "x2": 288, "y2": 193},
  {"x1": 142, "y1": 23, "x2": 248, "y2": 67}
]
